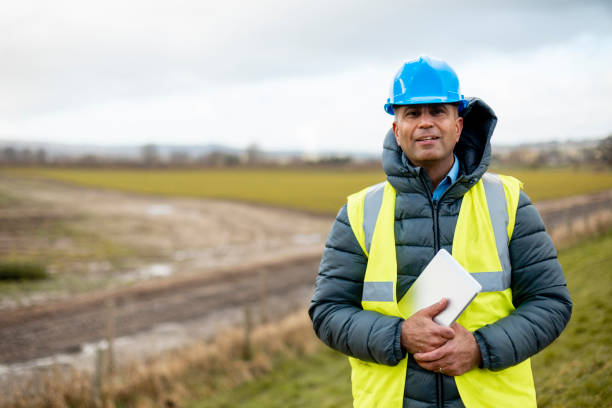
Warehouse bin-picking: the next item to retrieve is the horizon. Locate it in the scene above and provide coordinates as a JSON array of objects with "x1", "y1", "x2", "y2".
[{"x1": 0, "y1": 135, "x2": 605, "y2": 163}]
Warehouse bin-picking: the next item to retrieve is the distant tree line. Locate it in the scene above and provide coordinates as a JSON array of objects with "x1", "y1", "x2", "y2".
[
  {"x1": 0, "y1": 143, "x2": 366, "y2": 168},
  {"x1": 491, "y1": 135, "x2": 612, "y2": 169},
  {"x1": 137, "y1": 143, "x2": 359, "y2": 168},
  {"x1": 1, "y1": 147, "x2": 47, "y2": 164},
  {"x1": 1, "y1": 135, "x2": 611, "y2": 169}
]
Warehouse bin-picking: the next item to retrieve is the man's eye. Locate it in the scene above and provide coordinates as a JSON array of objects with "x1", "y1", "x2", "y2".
[{"x1": 405, "y1": 110, "x2": 419, "y2": 117}]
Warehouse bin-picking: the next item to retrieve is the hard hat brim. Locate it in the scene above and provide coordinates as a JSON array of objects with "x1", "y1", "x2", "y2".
[{"x1": 385, "y1": 99, "x2": 467, "y2": 115}]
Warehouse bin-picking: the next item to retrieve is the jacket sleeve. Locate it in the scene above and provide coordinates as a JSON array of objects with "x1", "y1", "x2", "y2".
[
  {"x1": 308, "y1": 205, "x2": 405, "y2": 366},
  {"x1": 473, "y1": 191, "x2": 573, "y2": 370}
]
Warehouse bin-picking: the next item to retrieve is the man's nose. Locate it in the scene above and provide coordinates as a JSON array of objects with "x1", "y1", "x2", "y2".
[{"x1": 417, "y1": 111, "x2": 434, "y2": 128}]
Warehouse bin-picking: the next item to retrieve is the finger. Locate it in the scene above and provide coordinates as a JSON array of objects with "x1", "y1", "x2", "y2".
[
  {"x1": 451, "y1": 322, "x2": 467, "y2": 333},
  {"x1": 427, "y1": 336, "x2": 451, "y2": 350},
  {"x1": 416, "y1": 360, "x2": 445, "y2": 373},
  {"x1": 416, "y1": 339, "x2": 447, "y2": 354},
  {"x1": 414, "y1": 343, "x2": 451, "y2": 362},
  {"x1": 429, "y1": 322, "x2": 454, "y2": 340},
  {"x1": 416, "y1": 360, "x2": 435, "y2": 371},
  {"x1": 436, "y1": 325, "x2": 455, "y2": 340},
  {"x1": 420, "y1": 298, "x2": 448, "y2": 318}
]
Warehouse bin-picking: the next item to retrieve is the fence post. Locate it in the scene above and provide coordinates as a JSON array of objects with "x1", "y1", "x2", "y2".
[
  {"x1": 242, "y1": 306, "x2": 253, "y2": 360},
  {"x1": 105, "y1": 298, "x2": 116, "y2": 376},
  {"x1": 92, "y1": 346, "x2": 105, "y2": 406},
  {"x1": 259, "y1": 268, "x2": 269, "y2": 324}
]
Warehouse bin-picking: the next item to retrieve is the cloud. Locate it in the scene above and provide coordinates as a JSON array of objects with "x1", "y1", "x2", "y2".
[
  {"x1": 1, "y1": 0, "x2": 611, "y2": 149},
  {"x1": 459, "y1": 33, "x2": 612, "y2": 144}
]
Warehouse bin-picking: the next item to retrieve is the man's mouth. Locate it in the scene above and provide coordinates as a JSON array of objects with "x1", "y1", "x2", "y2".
[{"x1": 416, "y1": 136, "x2": 439, "y2": 141}]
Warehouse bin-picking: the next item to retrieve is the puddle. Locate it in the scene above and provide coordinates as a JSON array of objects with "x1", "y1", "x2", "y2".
[
  {"x1": 119, "y1": 263, "x2": 174, "y2": 283},
  {"x1": 138, "y1": 263, "x2": 173, "y2": 278},
  {"x1": 146, "y1": 204, "x2": 173, "y2": 216},
  {"x1": 291, "y1": 233, "x2": 322, "y2": 245}
]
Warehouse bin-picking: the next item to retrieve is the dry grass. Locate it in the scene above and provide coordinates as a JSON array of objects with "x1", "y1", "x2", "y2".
[{"x1": 549, "y1": 207, "x2": 612, "y2": 249}]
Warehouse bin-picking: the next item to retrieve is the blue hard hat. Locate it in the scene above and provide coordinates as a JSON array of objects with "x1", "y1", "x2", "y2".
[{"x1": 384, "y1": 55, "x2": 467, "y2": 115}]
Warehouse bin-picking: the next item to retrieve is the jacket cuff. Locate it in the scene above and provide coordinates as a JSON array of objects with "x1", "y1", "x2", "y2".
[
  {"x1": 393, "y1": 319, "x2": 406, "y2": 362},
  {"x1": 473, "y1": 330, "x2": 489, "y2": 369}
]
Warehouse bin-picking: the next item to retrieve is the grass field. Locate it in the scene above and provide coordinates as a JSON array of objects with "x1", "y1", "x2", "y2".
[
  {"x1": 4, "y1": 167, "x2": 612, "y2": 214},
  {"x1": 186, "y1": 230, "x2": 612, "y2": 408}
]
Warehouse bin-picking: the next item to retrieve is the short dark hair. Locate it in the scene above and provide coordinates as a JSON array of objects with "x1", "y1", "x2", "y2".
[
  {"x1": 393, "y1": 102, "x2": 460, "y2": 122},
  {"x1": 393, "y1": 102, "x2": 459, "y2": 112}
]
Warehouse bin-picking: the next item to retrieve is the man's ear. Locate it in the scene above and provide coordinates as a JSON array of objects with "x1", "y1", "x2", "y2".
[
  {"x1": 392, "y1": 121, "x2": 401, "y2": 146},
  {"x1": 455, "y1": 117, "x2": 463, "y2": 143}
]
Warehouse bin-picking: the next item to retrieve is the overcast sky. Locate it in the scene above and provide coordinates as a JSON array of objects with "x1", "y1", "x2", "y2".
[{"x1": 2, "y1": 0, "x2": 611, "y2": 154}]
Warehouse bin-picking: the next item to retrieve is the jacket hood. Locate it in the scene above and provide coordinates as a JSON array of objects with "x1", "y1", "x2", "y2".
[{"x1": 382, "y1": 97, "x2": 497, "y2": 199}]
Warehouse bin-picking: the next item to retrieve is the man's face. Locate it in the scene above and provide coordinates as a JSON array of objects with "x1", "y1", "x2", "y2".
[{"x1": 392, "y1": 104, "x2": 463, "y2": 169}]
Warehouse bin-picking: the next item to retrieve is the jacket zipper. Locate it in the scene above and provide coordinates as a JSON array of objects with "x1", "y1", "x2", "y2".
[
  {"x1": 432, "y1": 199, "x2": 443, "y2": 408},
  {"x1": 421, "y1": 172, "x2": 444, "y2": 408},
  {"x1": 431, "y1": 176, "x2": 466, "y2": 408}
]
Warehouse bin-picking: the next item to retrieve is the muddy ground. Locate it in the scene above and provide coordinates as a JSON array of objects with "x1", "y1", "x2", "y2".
[
  {"x1": 0, "y1": 175, "x2": 332, "y2": 309},
  {"x1": 0, "y1": 174, "x2": 610, "y2": 375}
]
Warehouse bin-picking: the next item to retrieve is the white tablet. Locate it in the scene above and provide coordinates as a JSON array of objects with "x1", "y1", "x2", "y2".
[{"x1": 399, "y1": 248, "x2": 482, "y2": 327}]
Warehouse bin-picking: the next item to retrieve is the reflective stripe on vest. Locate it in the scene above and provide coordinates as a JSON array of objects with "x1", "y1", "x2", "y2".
[
  {"x1": 363, "y1": 181, "x2": 386, "y2": 257},
  {"x1": 346, "y1": 173, "x2": 536, "y2": 408}
]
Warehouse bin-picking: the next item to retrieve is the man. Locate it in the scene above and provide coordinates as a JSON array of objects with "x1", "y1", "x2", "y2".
[{"x1": 309, "y1": 56, "x2": 572, "y2": 407}]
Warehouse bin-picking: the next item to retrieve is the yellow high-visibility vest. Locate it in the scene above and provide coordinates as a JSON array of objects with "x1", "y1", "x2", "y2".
[{"x1": 346, "y1": 173, "x2": 536, "y2": 408}]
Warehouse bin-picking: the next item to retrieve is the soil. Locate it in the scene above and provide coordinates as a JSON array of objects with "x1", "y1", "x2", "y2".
[{"x1": 0, "y1": 175, "x2": 333, "y2": 308}]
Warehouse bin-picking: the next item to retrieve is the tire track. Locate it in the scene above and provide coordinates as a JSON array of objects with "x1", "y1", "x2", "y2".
[{"x1": 0, "y1": 255, "x2": 320, "y2": 365}]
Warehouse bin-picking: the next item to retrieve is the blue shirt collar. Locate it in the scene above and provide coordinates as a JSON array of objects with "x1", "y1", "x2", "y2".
[
  {"x1": 447, "y1": 154, "x2": 460, "y2": 184},
  {"x1": 432, "y1": 154, "x2": 460, "y2": 201}
]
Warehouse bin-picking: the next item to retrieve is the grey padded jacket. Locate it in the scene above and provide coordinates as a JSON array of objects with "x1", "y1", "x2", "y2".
[{"x1": 309, "y1": 98, "x2": 572, "y2": 408}]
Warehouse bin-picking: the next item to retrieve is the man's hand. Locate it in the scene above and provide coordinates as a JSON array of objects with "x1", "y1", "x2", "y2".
[
  {"x1": 413, "y1": 322, "x2": 481, "y2": 376},
  {"x1": 401, "y1": 298, "x2": 455, "y2": 354}
]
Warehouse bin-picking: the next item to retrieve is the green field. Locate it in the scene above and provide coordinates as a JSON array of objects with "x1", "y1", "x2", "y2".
[
  {"x1": 4, "y1": 167, "x2": 612, "y2": 214},
  {"x1": 187, "y1": 230, "x2": 612, "y2": 408}
]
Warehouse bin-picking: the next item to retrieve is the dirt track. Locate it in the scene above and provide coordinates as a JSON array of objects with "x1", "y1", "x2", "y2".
[
  {"x1": 0, "y1": 254, "x2": 319, "y2": 365},
  {"x1": 0, "y1": 175, "x2": 611, "y2": 368}
]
